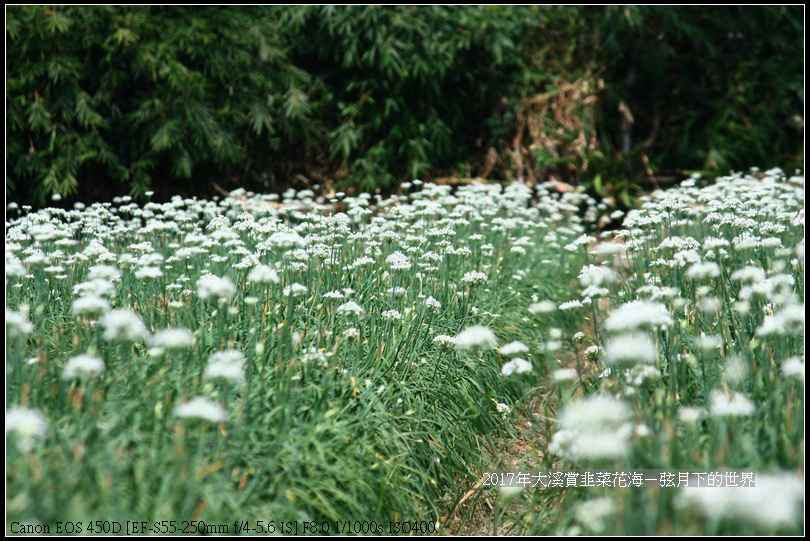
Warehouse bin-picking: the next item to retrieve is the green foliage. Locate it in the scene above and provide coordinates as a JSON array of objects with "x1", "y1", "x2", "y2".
[
  {"x1": 583, "y1": 6, "x2": 804, "y2": 186},
  {"x1": 280, "y1": 5, "x2": 533, "y2": 191},
  {"x1": 7, "y1": 6, "x2": 312, "y2": 205},
  {"x1": 6, "y1": 6, "x2": 804, "y2": 205}
]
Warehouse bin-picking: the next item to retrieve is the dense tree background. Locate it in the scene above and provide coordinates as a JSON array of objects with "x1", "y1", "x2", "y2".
[{"x1": 6, "y1": 6, "x2": 804, "y2": 207}]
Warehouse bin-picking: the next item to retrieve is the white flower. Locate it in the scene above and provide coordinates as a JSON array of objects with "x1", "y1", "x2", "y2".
[
  {"x1": 575, "y1": 497, "x2": 615, "y2": 532},
  {"x1": 455, "y1": 326, "x2": 497, "y2": 351},
  {"x1": 248, "y1": 264, "x2": 280, "y2": 284},
  {"x1": 529, "y1": 300, "x2": 558, "y2": 314},
  {"x1": 6, "y1": 307, "x2": 34, "y2": 339},
  {"x1": 73, "y1": 278, "x2": 116, "y2": 298},
  {"x1": 757, "y1": 304, "x2": 804, "y2": 336},
  {"x1": 709, "y1": 390, "x2": 756, "y2": 418},
  {"x1": 197, "y1": 275, "x2": 236, "y2": 300},
  {"x1": 731, "y1": 265, "x2": 766, "y2": 283},
  {"x1": 336, "y1": 301, "x2": 364, "y2": 316},
  {"x1": 283, "y1": 283, "x2": 308, "y2": 297},
  {"x1": 578, "y1": 264, "x2": 616, "y2": 288},
  {"x1": 604, "y1": 333, "x2": 657, "y2": 365},
  {"x1": 62, "y1": 354, "x2": 105, "y2": 381},
  {"x1": 781, "y1": 356, "x2": 804, "y2": 383},
  {"x1": 204, "y1": 350, "x2": 245, "y2": 384},
  {"x1": 495, "y1": 402, "x2": 512, "y2": 420},
  {"x1": 6, "y1": 407, "x2": 49, "y2": 451},
  {"x1": 72, "y1": 294, "x2": 111, "y2": 317},
  {"x1": 424, "y1": 296, "x2": 442, "y2": 312},
  {"x1": 676, "y1": 472, "x2": 804, "y2": 531},
  {"x1": 501, "y1": 357, "x2": 532, "y2": 376},
  {"x1": 387, "y1": 286, "x2": 407, "y2": 296},
  {"x1": 500, "y1": 341, "x2": 529, "y2": 356},
  {"x1": 552, "y1": 368, "x2": 578, "y2": 382},
  {"x1": 686, "y1": 261, "x2": 721, "y2": 280},
  {"x1": 150, "y1": 328, "x2": 194, "y2": 350},
  {"x1": 88, "y1": 265, "x2": 121, "y2": 281},
  {"x1": 695, "y1": 333, "x2": 722, "y2": 352},
  {"x1": 134, "y1": 266, "x2": 163, "y2": 279},
  {"x1": 583, "y1": 345, "x2": 602, "y2": 362},
  {"x1": 101, "y1": 309, "x2": 148, "y2": 342},
  {"x1": 174, "y1": 397, "x2": 227, "y2": 422},
  {"x1": 386, "y1": 251, "x2": 411, "y2": 270},
  {"x1": 433, "y1": 334, "x2": 457, "y2": 350},
  {"x1": 604, "y1": 300, "x2": 673, "y2": 332},
  {"x1": 381, "y1": 309, "x2": 403, "y2": 321},
  {"x1": 549, "y1": 394, "x2": 631, "y2": 462},
  {"x1": 678, "y1": 406, "x2": 705, "y2": 424},
  {"x1": 461, "y1": 270, "x2": 488, "y2": 285}
]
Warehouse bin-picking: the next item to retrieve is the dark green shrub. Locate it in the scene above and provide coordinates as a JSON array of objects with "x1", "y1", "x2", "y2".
[
  {"x1": 7, "y1": 6, "x2": 312, "y2": 205},
  {"x1": 6, "y1": 6, "x2": 803, "y2": 206}
]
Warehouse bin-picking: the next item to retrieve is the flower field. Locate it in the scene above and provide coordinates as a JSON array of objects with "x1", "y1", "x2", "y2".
[{"x1": 6, "y1": 169, "x2": 804, "y2": 535}]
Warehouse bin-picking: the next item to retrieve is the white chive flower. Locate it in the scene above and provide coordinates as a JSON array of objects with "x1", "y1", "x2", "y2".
[
  {"x1": 709, "y1": 390, "x2": 756, "y2": 418},
  {"x1": 501, "y1": 357, "x2": 532, "y2": 376},
  {"x1": 62, "y1": 354, "x2": 105, "y2": 381},
  {"x1": 174, "y1": 397, "x2": 227, "y2": 422},
  {"x1": 283, "y1": 283, "x2": 308, "y2": 297},
  {"x1": 433, "y1": 334, "x2": 457, "y2": 350},
  {"x1": 149, "y1": 328, "x2": 194, "y2": 350},
  {"x1": 604, "y1": 300, "x2": 673, "y2": 332},
  {"x1": 101, "y1": 309, "x2": 148, "y2": 342},
  {"x1": 336, "y1": 301, "x2": 364, "y2": 317},
  {"x1": 604, "y1": 333, "x2": 658, "y2": 365},
  {"x1": 461, "y1": 271, "x2": 488, "y2": 285},
  {"x1": 500, "y1": 341, "x2": 529, "y2": 357},
  {"x1": 675, "y1": 472, "x2": 804, "y2": 531},
  {"x1": 204, "y1": 350, "x2": 245, "y2": 384},
  {"x1": 72, "y1": 294, "x2": 111, "y2": 317},
  {"x1": 6, "y1": 407, "x2": 49, "y2": 451},
  {"x1": 248, "y1": 264, "x2": 281, "y2": 284},
  {"x1": 6, "y1": 308, "x2": 34, "y2": 339},
  {"x1": 455, "y1": 326, "x2": 497, "y2": 351},
  {"x1": 197, "y1": 275, "x2": 236, "y2": 301}
]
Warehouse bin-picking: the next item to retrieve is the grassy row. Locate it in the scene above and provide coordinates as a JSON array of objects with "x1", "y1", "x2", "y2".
[
  {"x1": 495, "y1": 169, "x2": 804, "y2": 535},
  {"x1": 7, "y1": 181, "x2": 594, "y2": 532}
]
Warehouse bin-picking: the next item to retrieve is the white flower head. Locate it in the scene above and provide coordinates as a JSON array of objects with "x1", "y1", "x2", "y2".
[
  {"x1": 62, "y1": 354, "x2": 105, "y2": 381},
  {"x1": 455, "y1": 326, "x2": 497, "y2": 351},
  {"x1": 709, "y1": 390, "x2": 756, "y2": 418},
  {"x1": 604, "y1": 333, "x2": 658, "y2": 366},
  {"x1": 150, "y1": 328, "x2": 194, "y2": 350},
  {"x1": 575, "y1": 497, "x2": 616, "y2": 532},
  {"x1": 529, "y1": 300, "x2": 558, "y2": 314},
  {"x1": 501, "y1": 357, "x2": 532, "y2": 376},
  {"x1": 604, "y1": 300, "x2": 673, "y2": 332},
  {"x1": 204, "y1": 350, "x2": 245, "y2": 384},
  {"x1": 283, "y1": 283, "x2": 308, "y2": 297},
  {"x1": 433, "y1": 334, "x2": 457, "y2": 351},
  {"x1": 552, "y1": 368, "x2": 578, "y2": 382},
  {"x1": 174, "y1": 397, "x2": 227, "y2": 422},
  {"x1": 6, "y1": 407, "x2": 49, "y2": 451},
  {"x1": 676, "y1": 472, "x2": 804, "y2": 531},
  {"x1": 72, "y1": 294, "x2": 111, "y2": 317},
  {"x1": 500, "y1": 341, "x2": 529, "y2": 357},
  {"x1": 336, "y1": 301, "x2": 364, "y2": 317},
  {"x1": 101, "y1": 309, "x2": 148, "y2": 342},
  {"x1": 461, "y1": 271, "x2": 488, "y2": 285},
  {"x1": 248, "y1": 264, "x2": 280, "y2": 284},
  {"x1": 549, "y1": 394, "x2": 632, "y2": 462},
  {"x1": 386, "y1": 251, "x2": 411, "y2": 270},
  {"x1": 197, "y1": 275, "x2": 236, "y2": 301},
  {"x1": 6, "y1": 307, "x2": 34, "y2": 339}
]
